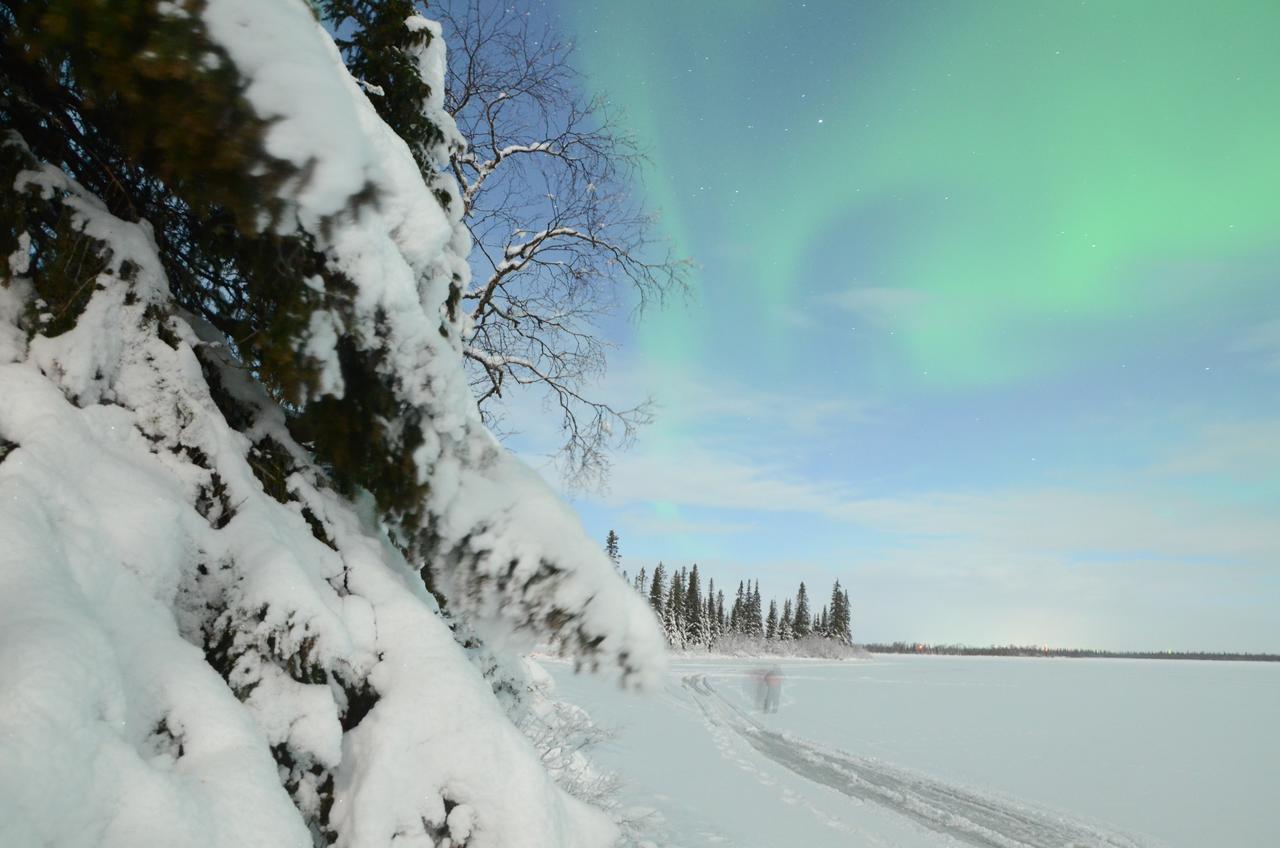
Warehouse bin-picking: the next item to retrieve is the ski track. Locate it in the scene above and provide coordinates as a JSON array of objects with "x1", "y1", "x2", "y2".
[{"x1": 680, "y1": 674, "x2": 1152, "y2": 848}]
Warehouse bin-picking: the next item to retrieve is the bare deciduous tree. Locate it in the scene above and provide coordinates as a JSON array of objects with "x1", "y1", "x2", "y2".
[{"x1": 434, "y1": 0, "x2": 690, "y2": 487}]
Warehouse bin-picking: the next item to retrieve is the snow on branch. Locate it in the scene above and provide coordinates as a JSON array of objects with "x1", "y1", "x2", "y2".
[
  {"x1": 434, "y1": 0, "x2": 691, "y2": 486},
  {"x1": 0, "y1": 2, "x2": 665, "y2": 846}
]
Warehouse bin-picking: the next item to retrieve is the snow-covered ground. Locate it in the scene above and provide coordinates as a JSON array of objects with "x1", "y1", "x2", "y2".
[{"x1": 546, "y1": 654, "x2": 1280, "y2": 848}]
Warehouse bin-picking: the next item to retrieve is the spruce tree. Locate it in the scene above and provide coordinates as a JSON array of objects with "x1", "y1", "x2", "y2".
[
  {"x1": 828, "y1": 584, "x2": 852, "y2": 644},
  {"x1": 648, "y1": 563, "x2": 667, "y2": 616},
  {"x1": 749, "y1": 581, "x2": 763, "y2": 637},
  {"x1": 731, "y1": 580, "x2": 745, "y2": 633},
  {"x1": 765, "y1": 599, "x2": 779, "y2": 639},
  {"x1": 634, "y1": 565, "x2": 647, "y2": 594},
  {"x1": 820, "y1": 605, "x2": 829, "y2": 637},
  {"x1": 685, "y1": 564, "x2": 704, "y2": 647},
  {"x1": 605, "y1": 529, "x2": 620, "y2": 566},
  {"x1": 780, "y1": 598, "x2": 794, "y2": 641},
  {"x1": 844, "y1": 589, "x2": 853, "y2": 641},
  {"x1": 793, "y1": 582, "x2": 811, "y2": 638},
  {"x1": 665, "y1": 568, "x2": 686, "y2": 647},
  {"x1": 705, "y1": 577, "x2": 717, "y2": 639}
]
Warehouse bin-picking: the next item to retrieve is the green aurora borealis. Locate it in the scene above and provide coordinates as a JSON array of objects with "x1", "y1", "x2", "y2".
[
  {"x1": 539, "y1": 0, "x2": 1280, "y2": 649},
  {"x1": 568, "y1": 0, "x2": 1280, "y2": 388}
]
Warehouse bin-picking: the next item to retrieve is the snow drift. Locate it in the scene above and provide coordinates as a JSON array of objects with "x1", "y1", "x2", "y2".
[{"x1": 0, "y1": 2, "x2": 664, "y2": 846}]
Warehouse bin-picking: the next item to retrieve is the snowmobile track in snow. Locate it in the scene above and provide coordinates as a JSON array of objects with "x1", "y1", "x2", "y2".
[{"x1": 680, "y1": 674, "x2": 1151, "y2": 848}]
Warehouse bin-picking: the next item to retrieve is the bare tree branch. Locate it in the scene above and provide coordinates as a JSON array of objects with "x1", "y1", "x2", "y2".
[{"x1": 434, "y1": 0, "x2": 691, "y2": 488}]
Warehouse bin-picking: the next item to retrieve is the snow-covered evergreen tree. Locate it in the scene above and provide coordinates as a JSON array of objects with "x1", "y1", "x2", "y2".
[
  {"x1": 749, "y1": 581, "x2": 764, "y2": 637},
  {"x1": 634, "y1": 565, "x2": 647, "y2": 594},
  {"x1": 0, "y1": 3, "x2": 663, "y2": 846},
  {"x1": 793, "y1": 582, "x2": 812, "y2": 639},
  {"x1": 730, "y1": 580, "x2": 745, "y2": 633},
  {"x1": 765, "y1": 599, "x2": 779, "y2": 639},
  {"x1": 605, "y1": 529, "x2": 620, "y2": 567},
  {"x1": 705, "y1": 577, "x2": 717, "y2": 640},
  {"x1": 648, "y1": 562, "x2": 667, "y2": 617},
  {"x1": 828, "y1": 583, "x2": 852, "y2": 644},
  {"x1": 684, "y1": 564, "x2": 705, "y2": 647},
  {"x1": 664, "y1": 568, "x2": 687, "y2": 648},
  {"x1": 780, "y1": 598, "x2": 794, "y2": 640}
]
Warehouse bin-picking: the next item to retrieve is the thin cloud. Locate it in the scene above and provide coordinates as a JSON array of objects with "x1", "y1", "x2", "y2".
[
  {"x1": 600, "y1": 423, "x2": 1280, "y2": 568},
  {"x1": 1152, "y1": 418, "x2": 1280, "y2": 480},
  {"x1": 822, "y1": 285, "x2": 930, "y2": 321},
  {"x1": 611, "y1": 509, "x2": 763, "y2": 538},
  {"x1": 1233, "y1": 318, "x2": 1280, "y2": 370},
  {"x1": 655, "y1": 372, "x2": 875, "y2": 437}
]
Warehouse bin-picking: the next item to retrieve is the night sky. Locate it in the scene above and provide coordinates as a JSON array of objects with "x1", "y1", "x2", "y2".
[{"x1": 514, "y1": 1, "x2": 1280, "y2": 650}]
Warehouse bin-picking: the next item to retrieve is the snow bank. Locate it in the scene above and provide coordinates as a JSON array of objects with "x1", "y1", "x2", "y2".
[
  {"x1": 0, "y1": 2, "x2": 663, "y2": 845},
  {"x1": 198, "y1": 0, "x2": 664, "y2": 685}
]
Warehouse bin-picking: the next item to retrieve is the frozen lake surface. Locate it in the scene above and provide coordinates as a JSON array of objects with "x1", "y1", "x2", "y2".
[{"x1": 547, "y1": 654, "x2": 1279, "y2": 848}]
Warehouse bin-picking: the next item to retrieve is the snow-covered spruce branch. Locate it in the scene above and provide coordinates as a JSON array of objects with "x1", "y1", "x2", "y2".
[{"x1": 0, "y1": 2, "x2": 666, "y2": 846}]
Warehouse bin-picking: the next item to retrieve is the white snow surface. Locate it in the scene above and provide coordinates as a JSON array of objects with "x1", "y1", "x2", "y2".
[
  {"x1": 0, "y1": 3, "x2": 663, "y2": 846},
  {"x1": 196, "y1": 0, "x2": 664, "y2": 681},
  {"x1": 0, "y1": 149, "x2": 614, "y2": 848},
  {"x1": 547, "y1": 655, "x2": 1280, "y2": 848}
]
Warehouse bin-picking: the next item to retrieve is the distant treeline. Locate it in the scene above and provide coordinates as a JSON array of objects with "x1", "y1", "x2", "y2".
[
  {"x1": 864, "y1": 642, "x2": 1280, "y2": 662},
  {"x1": 630, "y1": 561, "x2": 854, "y2": 653}
]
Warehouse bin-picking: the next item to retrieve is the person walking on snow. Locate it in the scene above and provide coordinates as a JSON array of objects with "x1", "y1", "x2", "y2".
[{"x1": 763, "y1": 665, "x2": 783, "y2": 713}]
